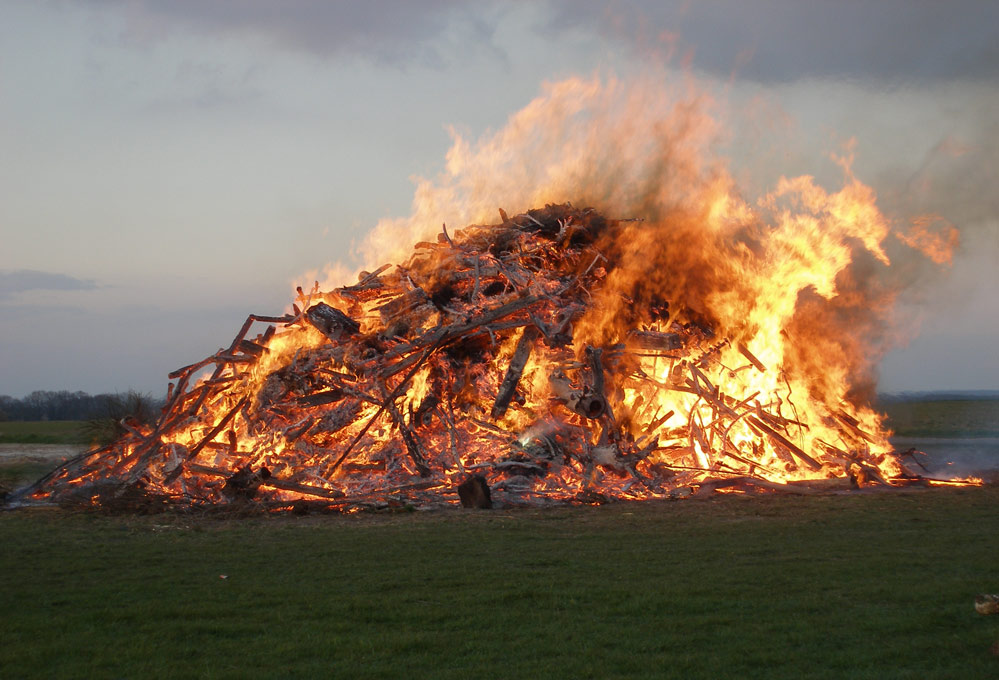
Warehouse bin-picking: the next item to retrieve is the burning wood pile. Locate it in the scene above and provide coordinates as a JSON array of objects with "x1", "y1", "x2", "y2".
[{"x1": 22, "y1": 204, "x2": 936, "y2": 512}]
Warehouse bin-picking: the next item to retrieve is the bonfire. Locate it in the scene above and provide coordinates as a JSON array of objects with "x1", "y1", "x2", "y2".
[{"x1": 17, "y1": 196, "x2": 968, "y2": 513}]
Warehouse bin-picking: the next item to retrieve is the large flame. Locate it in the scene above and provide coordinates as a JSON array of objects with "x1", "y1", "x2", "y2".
[{"x1": 25, "y1": 74, "x2": 972, "y2": 510}]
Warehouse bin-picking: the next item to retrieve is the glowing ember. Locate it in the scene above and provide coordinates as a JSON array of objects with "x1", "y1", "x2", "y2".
[{"x1": 21, "y1": 201, "x2": 971, "y2": 511}]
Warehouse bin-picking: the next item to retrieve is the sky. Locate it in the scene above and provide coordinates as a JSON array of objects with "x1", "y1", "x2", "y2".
[{"x1": 1, "y1": 0, "x2": 996, "y2": 398}]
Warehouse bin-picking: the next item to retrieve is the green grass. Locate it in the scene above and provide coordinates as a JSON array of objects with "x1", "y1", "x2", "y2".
[
  {"x1": 2, "y1": 488, "x2": 999, "y2": 679},
  {"x1": 0, "y1": 421, "x2": 89, "y2": 445},
  {"x1": 880, "y1": 399, "x2": 999, "y2": 438},
  {"x1": 0, "y1": 460, "x2": 66, "y2": 492}
]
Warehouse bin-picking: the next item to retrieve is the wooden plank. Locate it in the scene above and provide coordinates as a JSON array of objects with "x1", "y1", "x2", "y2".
[
  {"x1": 746, "y1": 416, "x2": 822, "y2": 471},
  {"x1": 491, "y1": 325, "x2": 539, "y2": 419}
]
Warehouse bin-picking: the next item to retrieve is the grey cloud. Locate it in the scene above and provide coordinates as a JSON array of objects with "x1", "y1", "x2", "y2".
[
  {"x1": 543, "y1": 0, "x2": 999, "y2": 83},
  {"x1": 72, "y1": 1, "x2": 999, "y2": 82},
  {"x1": 77, "y1": 0, "x2": 502, "y2": 67},
  {"x1": 0, "y1": 270, "x2": 98, "y2": 299}
]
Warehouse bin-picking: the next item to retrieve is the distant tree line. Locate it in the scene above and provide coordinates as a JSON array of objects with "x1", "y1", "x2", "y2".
[{"x1": 0, "y1": 390, "x2": 165, "y2": 422}]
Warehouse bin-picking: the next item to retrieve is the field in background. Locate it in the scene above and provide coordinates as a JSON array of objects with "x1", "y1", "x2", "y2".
[
  {"x1": 0, "y1": 422, "x2": 88, "y2": 491},
  {"x1": 879, "y1": 397, "x2": 999, "y2": 438},
  {"x1": 1, "y1": 397, "x2": 997, "y2": 492},
  {"x1": 878, "y1": 396, "x2": 999, "y2": 479},
  {"x1": 0, "y1": 420, "x2": 88, "y2": 445},
  {"x1": 1, "y1": 396, "x2": 996, "y2": 444}
]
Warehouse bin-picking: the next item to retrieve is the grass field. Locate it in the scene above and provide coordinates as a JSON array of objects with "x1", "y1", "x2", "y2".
[
  {"x1": 2, "y1": 488, "x2": 999, "y2": 678},
  {"x1": 0, "y1": 420, "x2": 89, "y2": 445},
  {"x1": 879, "y1": 399, "x2": 999, "y2": 438},
  {"x1": 2, "y1": 403, "x2": 998, "y2": 677}
]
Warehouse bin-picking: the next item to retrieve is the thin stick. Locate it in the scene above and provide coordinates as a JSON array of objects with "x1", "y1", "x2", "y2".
[
  {"x1": 327, "y1": 338, "x2": 445, "y2": 475},
  {"x1": 747, "y1": 415, "x2": 822, "y2": 471},
  {"x1": 163, "y1": 396, "x2": 249, "y2": 484},
  {"x1": 737, "y1": 342, "x2": 767, "y2": 372}
]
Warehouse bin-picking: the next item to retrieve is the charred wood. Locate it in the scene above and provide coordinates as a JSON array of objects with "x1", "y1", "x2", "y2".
[
  {"x1": 549, "y1": 370, "x2": 606, "y2": 419},
  {"x1": 746, "y1": 416, "x2": 822, "y2": 471},
  {"x1": 306, "y1": 303, "x2": 360, "y2": 342},
  {"x1": 491, "y1": 325, "x2": 539, "y2": 419},
  {"x1": 222, "y1": 465, "x2": 272, "y2": 501},
  {"x1": 457, "y1": 475, "x2": 492, "y2": 509},
  {"x1": 628, "y1": 330, "x2": 684, "y2": 351}
]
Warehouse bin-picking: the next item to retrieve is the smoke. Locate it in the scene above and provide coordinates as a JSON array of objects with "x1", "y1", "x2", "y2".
[
  {"x1": 306, "y1": 67, "x2": 994, "y2": 403},
  {"x1": 353, "y1": 73, "x2": 725, "y2": 269},
  {"x1": 869, "y1": 93, "x2": 999, "y2": 388}
]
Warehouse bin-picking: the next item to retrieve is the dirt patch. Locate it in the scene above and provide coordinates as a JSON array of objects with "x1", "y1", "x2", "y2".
[
  {"x1": 0, "y1": 445, "x2": 86, "y2": 496},
  {"x1": 0, "y1": 444, "x2": 85, "y2": 463}
]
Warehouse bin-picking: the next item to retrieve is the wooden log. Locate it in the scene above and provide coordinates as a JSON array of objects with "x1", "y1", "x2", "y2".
[
  {"x1": 643, "y1": 409, "x2": 675, "y2": 437},
  {"x1": 746, "y1": 415, "x2": 822, "y2": 471},
  {"x1": 310, "y1": 400, "x2": 362, "y2": 438},
  {"x1": 376, "y1": 287, "x2": 431, "y2": 325},
  {"x1": 305, "y1": 303, "x2": 360, "y2": 342},
  {"x1": 457, "y1": 475, "x2": 492, "y2": 509},
  {"x1": 221, "y1": 465, "x2": 271, "y2": 501},
  {"x1": 696, "y1": 476, "x2": 821, "y2": 496},
  {"x1": 835, "y1": 410, "x2": 877, "y2": 443},
  {"x1": 284, "y1": 418, "x2": 316, "y2": 443},
  {"x1": 549, "y1": 370, "x2": 606, "y2": 419},
  {"x1": 247, "y1": 313, "x2": 298, "y2": 324},
  {"x1": 385, "y1": 401, "x2": 431, "y2": 477},
  {"x1": 737, "y1": 342, "x2": 767, "y2": 372},
  {"x1": 491, "y1": 325, "x2": 539, "y2": 419},
  {"x1": 294, "y1": 389, "x2": 345, "y2": 407},
  {"x1": 168, "y1": 356, "x2": 215, "y2": 380},
  {"x1": 586, "y1": 346, "x2": 605, "y2": 396},
  {"x1": 213, "y1": 353, "x2": 256, "y2": 365},
  {"x1": 339, "y1": 264, "x2": 392, "y2": 297},
  {"x1": 163, "y1": 395, "x2": 249, "y2": 484},
  {"x1": 236, "y1": 339, "x2": 267, "y2": 356},
  {"x1": 187, "y1": 464, "x2": 348, "y2": 501},
  {"x1": 628, "y1": 329, "x2": 684, "y2": 351},
  {"x1": 585, "y1": 346, "x2": 618, "y2": 430},
  {"x1": 327, "y1": 338, "x2": 445, "y2": 475}
]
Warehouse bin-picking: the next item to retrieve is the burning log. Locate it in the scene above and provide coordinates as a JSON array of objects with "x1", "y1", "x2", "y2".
[
  {"x1": 746, "y1": 416, "x2": 822, "y2": 472},
  {"x1": 163, "y1": 395, "x2": 249, "y2": 485},
  {"x1": 15, "y1": 203, "x2": 936, "y2": 513},
  {"x1": 629, "y1": 329, "x2": 684, "y2": 352},
  {"x1": 491, "y1": 325, "x2": 539, "y2": 419},
  {"x1": 306, "y1": 303, "x2": 360, "y2": 342},
  {"x1": 222, "y1": 465, "x2": 272, "y2": 501},
  {"x1": 294, "y1": 390, "x2": 346, "y2": 407},
  {"x1": 385, "y1": 401, "x2": 432, "y2": 477},
  {"x1": 376, "y1": 287, "x2": 432, "y2": 334},
  {"x1": 549, "y1": 370, "x2": 606, "y2": 419},
  {"x1": 737, "y1": 342, "x2": 767, "y2": 372}
]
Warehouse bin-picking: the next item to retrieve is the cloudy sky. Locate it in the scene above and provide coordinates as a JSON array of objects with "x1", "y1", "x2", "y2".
[{"x1": 1, "y1": 0, "x2": 996, "y2": 398}]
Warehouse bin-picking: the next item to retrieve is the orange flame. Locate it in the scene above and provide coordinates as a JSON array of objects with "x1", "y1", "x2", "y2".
[{"x1": 26, "y1": 74, "x2": 973, "y2": 509}]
